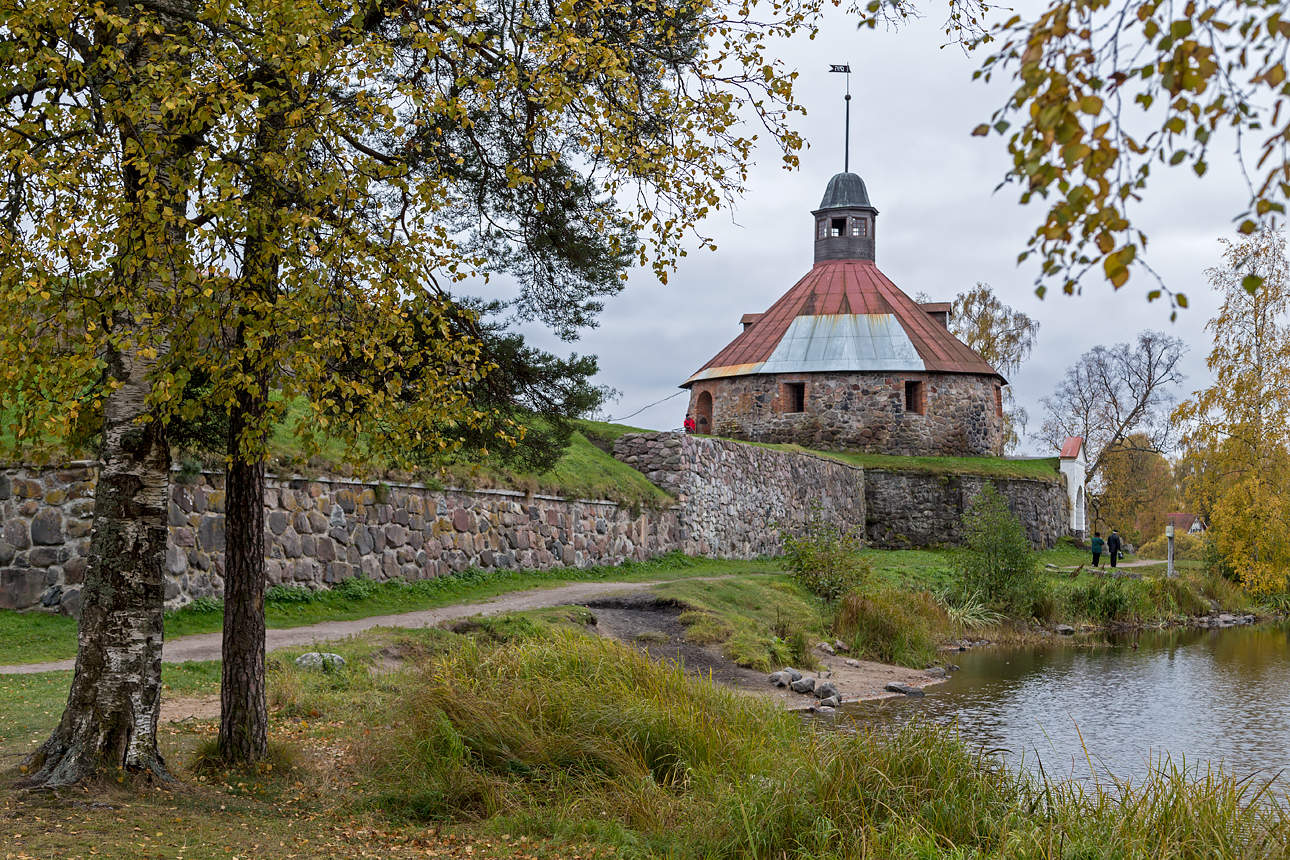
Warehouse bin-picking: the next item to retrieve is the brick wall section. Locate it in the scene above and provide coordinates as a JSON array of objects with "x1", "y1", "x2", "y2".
[
  {"x1": 612, "y1": 432, "x2": 866, "y2": 557},
  {"x1": 864, "y1": 470, "x2": 1069, "y2": 550},
  {"x1": 0, "y1": 464, "x2": 681, "y2": 616},
  {"x1": 686, "y1": 371, "x2": 1004, "y2": 457}
]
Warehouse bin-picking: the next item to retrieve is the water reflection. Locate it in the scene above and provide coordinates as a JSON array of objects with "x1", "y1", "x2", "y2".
[{"x1": 843, "y1": 624, "x2": 1290, "y2": 785}]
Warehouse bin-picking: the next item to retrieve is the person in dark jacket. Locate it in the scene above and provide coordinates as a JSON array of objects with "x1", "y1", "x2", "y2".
[
  {"x1": 1106, "y1": 529, "x2": 1122, "y2": 570},
  {"x1": 1090, "y1": 531, "x2": 1104, "y2": 568}
]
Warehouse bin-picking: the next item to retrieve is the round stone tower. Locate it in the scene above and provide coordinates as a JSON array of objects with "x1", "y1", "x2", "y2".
[{"x1": 681, "y1": 172, "x2": 1006, "y2": 457}]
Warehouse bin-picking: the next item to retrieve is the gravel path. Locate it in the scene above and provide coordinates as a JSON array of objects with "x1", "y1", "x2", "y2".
[{"x1": 0, "y1": 580, "x2": 662, "y2": 675}]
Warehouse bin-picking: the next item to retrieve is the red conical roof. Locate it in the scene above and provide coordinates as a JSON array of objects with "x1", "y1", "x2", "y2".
[{"x1": 683, "y1": 259, "x2": 1003, "y2": 385}]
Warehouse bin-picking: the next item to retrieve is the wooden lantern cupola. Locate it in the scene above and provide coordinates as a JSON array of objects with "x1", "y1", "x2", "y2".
[{"x1": 812, "y1": 172, "x2": 878, "y2": 264}]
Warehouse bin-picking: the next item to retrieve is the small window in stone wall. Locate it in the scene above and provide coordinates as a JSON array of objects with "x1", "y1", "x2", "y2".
[
  {"x1": 783, "y1": 381, "x2": 806, "y2": 413},
  {"x1": 994, "y1": 385, "x2": 1004, "y2": 418},
  {"x1": 904, "y1": 380, "x2": 925, "y2": 415}
]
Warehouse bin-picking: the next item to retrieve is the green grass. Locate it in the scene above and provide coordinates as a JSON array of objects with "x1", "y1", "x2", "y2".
[
  {"x1": 0, "y1": 554, "x2": 780, "y2": 665},
  {"x1": 514, "y1": 431, "x2": 673, "y2": 506},
  {"x1": 728, "y1": 438, "x2": 1062, "y2": 482},
  {"x1": 363, "y1": 631, "x2": 1290, "y2": 859},
  {"x1": 0, "y1": 660, "x2": 222, "y2": 754},
  {"x1": 6, "y1": 609, "x2": 1290, "y2": 860},
  {"x1": 0, "y1": 610, "x2": 79, "y2": 665},
  {"x1": 651, "y1": 574, "x2": 825, "y2": 671}
]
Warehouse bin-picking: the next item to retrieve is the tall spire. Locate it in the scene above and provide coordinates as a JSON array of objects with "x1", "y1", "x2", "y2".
[{"x1": 829, "y1": 64, "x2": 852, "y2": 172}]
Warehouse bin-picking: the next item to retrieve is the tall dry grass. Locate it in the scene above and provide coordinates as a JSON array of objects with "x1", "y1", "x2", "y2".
[{"x1": 361, "y1": 631, "x2": 1290, "y2": 859}]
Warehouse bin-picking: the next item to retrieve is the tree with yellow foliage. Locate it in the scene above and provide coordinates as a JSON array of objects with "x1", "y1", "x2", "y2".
[
  {"x1": 4, "y1": 0, "x2": 834, "y2": 785},
  {"x1": 1174, "y1": 229, "x2": 1290, "y2": 595},
  {"x1": 1092, "y1": 433, "x2": 1178, "y2": 543}
]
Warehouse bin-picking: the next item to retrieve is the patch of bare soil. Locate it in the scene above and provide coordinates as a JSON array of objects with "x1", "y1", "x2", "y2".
[
  {"x1": 580, "y1": 594, "x2": 945, "y2": 708},
  {"x1": 160, "y1": 695, "x2": 221, "y2": 722}
]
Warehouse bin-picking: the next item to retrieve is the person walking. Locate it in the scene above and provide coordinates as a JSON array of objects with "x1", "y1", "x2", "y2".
[
  {"x1": 1106, "y1": 528, "x2": 1122, "y2": 571},
  {"x1": 1090, "y1": 530, "x2": 1104, "y2": 568}
]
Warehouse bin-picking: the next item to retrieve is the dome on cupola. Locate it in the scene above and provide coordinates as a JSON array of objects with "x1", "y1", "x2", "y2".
[{"x1": 818, "y1": 172, "x2": 872, "y2": 210}]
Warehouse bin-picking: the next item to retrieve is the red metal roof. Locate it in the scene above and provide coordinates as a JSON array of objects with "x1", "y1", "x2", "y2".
[
  {"x1": 1059, "y1": 437, "x2": 1084, "y2": 459},
  {"x1": 685, "y1": 259, "x2": 1003, "y2": 384}
]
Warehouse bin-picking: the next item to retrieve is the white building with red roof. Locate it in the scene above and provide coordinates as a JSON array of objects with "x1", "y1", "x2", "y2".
[{"x1": 1058, "y1": 436, "x2": 1088, "y2": 537}]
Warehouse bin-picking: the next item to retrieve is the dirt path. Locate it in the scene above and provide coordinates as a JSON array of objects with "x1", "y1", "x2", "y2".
[
  {"x1": 2, "y1": 577, "x2": 948, "y2": 713},
  {"x1": 0, "y1": 579, "x2": 664, "y2": 676}
]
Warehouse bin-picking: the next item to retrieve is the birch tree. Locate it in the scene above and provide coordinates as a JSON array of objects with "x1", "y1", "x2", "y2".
[
  {"x1": 1174, "y1": 229, "x2": 1290, "y2": 594},
  {"x1": 3, "y1": 0, "x2": 837, "y2": 784},
  {"x1": 1036, "y1": 331, "x2": 1187, "y2": 489}
]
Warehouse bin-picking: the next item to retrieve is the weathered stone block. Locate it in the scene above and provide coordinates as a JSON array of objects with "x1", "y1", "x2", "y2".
[
  {"x1": 28, "y1": 546, "x2": 60, "y2": 567},
  {"x1": 30, "y1": 508, "x2": 62, "y2": 545},
  {"x1": 198, "y1": 516, "x2": 225, "y2": 552},
  {"x1": 268, "y1": 511, "x2": 289, "y2": 535},
  {"x1": 0, "y1": 568, "x2": 45, "y2": 609},
  {"x1": 4, "y1": 519, "x2": 30, "y2": 550}
]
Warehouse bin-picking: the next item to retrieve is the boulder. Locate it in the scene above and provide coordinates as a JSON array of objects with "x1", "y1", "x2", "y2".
[
  {"x1": 1055, "y1": 624, "x2": 1076, "y2": 635},
  {"x1": 817, "y1": 695, "x2": 840, "y2": 708},
  {"x1": 884, "y1": 681, "x2": 916, "y2": 695},
  {"x1": 924, "y1": 666, "x2": 947, "y2": 678},
  {"x1": 295, "y1": 652, "x2": 347, "y2": 671},
  {"x1": 833, "y1": 639, "x2": 850, "y2": 653},
  {"x1": 790, "y1": 677, "x2": 816, "y2": 694},
  {"x1": 814, "y1": 681, "x2": 839, "y2": 700},
  {"x1": 844, "y1": 658, "x2": 860, "y2": 668},
  {"x1": 779, "y1": 667, "x2": 803, "y2": 682},
  {"x1": 816, "y1": 641, "x2": 836, "y2": 656},
  {"x1": 768, "y1": 671, "x2": 785, "y2": 685}
]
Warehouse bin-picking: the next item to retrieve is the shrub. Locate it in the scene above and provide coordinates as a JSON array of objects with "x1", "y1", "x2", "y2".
[
  {"x1": 1145, "y1": 575, "x2": 1211, "y2": 618},
  {"x1": 1137, "y1": 532, "x2": 1205, "y2": 561},
  {"x1": 1068, "y1": 577, "x2": 1153, "y2": 623},
  {"x1": 779, "y1": 502, "x2": 869, "y2": 602},
  {"x1": 956, "y1": 482, "x2": 1037, "y2": 612},
  {"x1": 834, "y1": 588, "x2": 949, "y2": 667},
  {"x1": 333, "y1": 575, "x2": 380, "y2": 601}
]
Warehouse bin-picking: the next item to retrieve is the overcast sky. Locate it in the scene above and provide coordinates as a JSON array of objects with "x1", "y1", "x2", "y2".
[{"x1": 501, "y1": 5, "x2": 1254, "y2": 455}]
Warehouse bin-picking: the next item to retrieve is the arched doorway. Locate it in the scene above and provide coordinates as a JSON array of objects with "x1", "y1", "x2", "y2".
[
  {"x1": 1076, "y1": 485, "x2": 1086, "y2": 533},
  {"x1": 696, "y1": 391, "x2": 713, "y2": 435}
]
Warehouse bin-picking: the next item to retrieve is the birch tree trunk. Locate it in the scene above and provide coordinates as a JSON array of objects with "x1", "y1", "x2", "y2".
[
  {"x1": 20, "y1": 344, "x2": 173, "y2": 786},
  {"x1": 19, "y1": 0, "x2": 192, "y2": 788}
]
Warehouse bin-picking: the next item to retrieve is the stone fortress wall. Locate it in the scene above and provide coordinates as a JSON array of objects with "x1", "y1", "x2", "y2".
[
  {"x1": 687, "y1": 371, "x2": 1004, "y2": 457},
  {"x1": 0, "y1": 433, "x2": 1069, "y2": 616}
]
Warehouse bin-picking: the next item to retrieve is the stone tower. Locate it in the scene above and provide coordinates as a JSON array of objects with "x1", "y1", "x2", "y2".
[{"x1": 681, "y1": 171, "x2": 1006, "y2": 457}]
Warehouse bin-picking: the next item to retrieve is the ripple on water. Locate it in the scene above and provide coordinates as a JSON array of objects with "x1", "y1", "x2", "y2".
[{"x1": 841, "y1": 624, "x2": 1290, "y2": 786}]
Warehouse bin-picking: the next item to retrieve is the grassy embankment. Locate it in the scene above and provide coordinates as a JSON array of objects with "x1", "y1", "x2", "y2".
[
  {"x1": 4, "y1": 618, "x2": 1288, "y2": 860},
  {"x1": 0, "y1": 553, "x2": 780, "y2": 666}
]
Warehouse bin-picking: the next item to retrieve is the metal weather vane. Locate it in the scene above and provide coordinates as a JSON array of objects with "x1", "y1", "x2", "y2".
[{"x1": 829, "y1": 64, "x2": 852, "y2": 173}]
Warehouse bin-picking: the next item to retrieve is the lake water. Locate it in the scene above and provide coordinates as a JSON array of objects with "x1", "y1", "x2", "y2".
[{"x1": 842, "y1": 624, "x2": 1290, "y2": 786}]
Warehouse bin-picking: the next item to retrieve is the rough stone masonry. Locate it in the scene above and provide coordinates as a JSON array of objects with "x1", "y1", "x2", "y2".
[{"x1": 0, "y1": 432, "x2": 1069, "y2": 616}]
